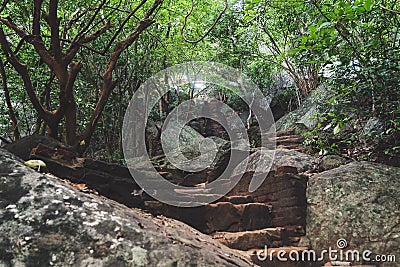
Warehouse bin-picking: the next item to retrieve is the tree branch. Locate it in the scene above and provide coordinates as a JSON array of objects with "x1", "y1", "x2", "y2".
[
  {"x1": 73, "y1": 0, "x2": 107, "y2": 41},
  {"x1": 80, "y1": 0, "x2": 163, "y2": 151},
  {"x1": 0, "y1": 27, "x2": 49, "y2": 121},
  {"x1": 102, "y1": 0, "x2": 149, "y2": 54},
  {"x1": 0, "y1": 59, "x2": 20, "y2": 140},
  {"x1": 48, "y1": 0, "x2": 62, "y2": 59},
  {"x1": 0, "y1": 0, "x2": 9, "y2": 13},
  {"x1": 0, "y1": 16, "x2": 54, "y2": 68},
  {"x1": 64, "y1": 21, "x2": 110, "y2": 64},
  {"x1": 379, "y1": 4, "x2": 400, "y2": 15},
  {"x1": 64, "y1": 3, "x2": 112, "y2": 64},
  {"x1": 181, "y1": 0, "x2": 228, "y2": 44}
]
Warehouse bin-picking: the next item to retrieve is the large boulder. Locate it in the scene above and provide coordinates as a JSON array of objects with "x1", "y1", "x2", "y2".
[
  {"x1": 245, "y1": 148, "x2": 316, "y2": 173},
  {"x1": 4, "y1": 134, "x2": 76, "y2": 161},
  {"x1": 0, "y1": 149, "x2": 252, "y2": 267},
  {"x1": 275, "y1": 84, "x2": 334, "y2": 131},
  {"x1": 307, "y1": 161, "x2": 400, "y2": 266}
]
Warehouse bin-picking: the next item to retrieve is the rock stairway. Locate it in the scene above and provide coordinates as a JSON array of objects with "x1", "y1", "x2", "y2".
[
  {"x1": 210, "y1": 227, "x2": 286, "y2": 250},
  {"x1": 13, "y1": 133, "x2": 322, "y2": 266},
  {"x1": 264, "y1": 129, "x2": 305, "y2": 151},
  {"x1": 141, "y1": 165, "x2": 310, "y2": 266}
]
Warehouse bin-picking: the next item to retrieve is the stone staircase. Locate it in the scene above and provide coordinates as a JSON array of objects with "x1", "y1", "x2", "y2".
[
  {"x1": 140, "y1": 130, "x2": 376, "y2": 267},
  {"x1": 22, "y1": 132, "x2": 377, "y2": 267},
  {"x1": 265, "y1": 129, "x2": 305, "y2": 151},
  {"x1": 143, "y1": 164, "x2": 311, "y2": 266}
]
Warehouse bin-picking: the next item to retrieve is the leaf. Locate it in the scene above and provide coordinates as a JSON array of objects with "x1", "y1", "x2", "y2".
[
  {"x1": 333, "y1": 124, "x2": 341, "y2": 135},
  {"x1": 323, "y1": 124, "x2": 332, "y2": 131},
  {"x1": 364, "y1": 0, "x2": 373, "y2": 11},
  {"x1": 309, "y1": 25, "x2": 317, "y2": 39},
  {"x1": 318, "y1": 21, "x2": 333, "y2": 30},
  {"x1": 72, "y1": 183, "x2": 87, "y2": 190},
  {"x1": 24, "y1": 160, "x2": 46, "y2": 169}
]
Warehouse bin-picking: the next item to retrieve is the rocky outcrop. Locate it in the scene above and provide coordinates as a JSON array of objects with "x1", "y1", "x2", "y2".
[
  {"x1": 249, "y1": 148, "x2": 316, "y2": 173},
  {"x1": 307, "y1": 161, "x2": 400, "y2": 266},
  {"x1": 275, "y1": 84, "x2": 334, "y2": 131},
  {"x1": 26, "y1": 140, "x2": 315, "y2": 250},
  {"x1": 317, "y1": 155, "x2": 350, "y2": 172},
  {"x1": 13, "y1": 132, "x2": 395, "y2": 267},
  {"x1": 4, "y1": 134, "x2": 76, "y2": 161},
  {"x1": 0, "y1": 149, "x2": 253, "y2": 267}
]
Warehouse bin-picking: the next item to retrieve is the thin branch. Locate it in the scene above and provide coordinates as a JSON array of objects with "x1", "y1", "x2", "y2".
[
  {"x1": 0, "y1": 59, "x2": 20, "y2": 140},
  {"x1": 311, "y1": 0, "x2": 367, "y2": 67},
  {"x1": 64, "y1": 19, "x2": 110, "y2": 63},
  {"x1": 102, "y1": 0, "x2": 149, "y2": 54},
  {"x1": 40, "y1": 71, "x2": 56, "y2": 110},
  {"x1": 0, "y1": 0, "x2": 10, "y2": 13},
  {"x1": 73, "y1": 0, "x2": 107, "y2": 41},
  {"x1": 64, "y1": 0, "x2": 108, "y2": 63},
  {"x1": 181, "y1": 0, "x2": 228, "y2": 44},
  {"x1": 48, "y1": 0, "x2": 62, "y2": 59},
  {"x1": 81, "y1": 0, "x2": 163, "y2": 151},
  {"x1": 103, "y1": 5, "x2": 131, "y2": 14},
  {"x1": 0, "y1": 16, "x2": 54, "y2": 67},
  {"x1": 379, "y1": 4, "x2": 400, "y2": 15},
  {"x1": 45, "y1": 35, "x2": 105, "y2": 55},
  {"x1": 0, "y1": 27, "x2": 49, "y2": 121},
  {"x1": 80, "y1": 21, "x2": 111, "y2": 44},
  {"x1": 1, "y1": 35, "x2": 29, "y2": 67}
]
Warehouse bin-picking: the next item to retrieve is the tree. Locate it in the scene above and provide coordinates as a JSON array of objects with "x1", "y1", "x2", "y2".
[{"x1": 0, "y1": 0, "x2": 162, "y2": 152}]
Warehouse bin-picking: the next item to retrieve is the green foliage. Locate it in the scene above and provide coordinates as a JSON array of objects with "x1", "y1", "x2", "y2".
[{"x1": 0, "y1": 0, "x2": 398, "y2": 163}]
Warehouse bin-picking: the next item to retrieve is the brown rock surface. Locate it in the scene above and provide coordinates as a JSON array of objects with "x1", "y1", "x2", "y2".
[{"x1": 0, "y1": 148, "x2": 253, "y2": 267}]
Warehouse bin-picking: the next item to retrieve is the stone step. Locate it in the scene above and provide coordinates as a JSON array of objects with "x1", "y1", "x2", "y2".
[
  {"x1": 147, "y1": 191, "x2": 255, "y2": 205},
  {"x1": 221, "y1": 195, "x2": 255, "y2": 204},
  {"x1": 228, "y1": 172, "x2": 308, "y2": 198},
  {"x1": 243, "y1": 246, "x2": 311, "y2": 267},
  {"x1": 262, "y1": 129, "x2": 296, "y2": 138},
  {"x1": 268, "y1": 136, "x2": 305, "y2": 144},
  {"x1": 211, "y1": 227, "x2": 287, "y2": 251},
  {"x1": 277, "y1": 144, "x2": 302, "y2": 149},
  {"x1": 144, "y1": 201, "x2": 273, "y2": 234},
  {"x1": 272, "y1": 215, "x2": 306, "y2": 228}
]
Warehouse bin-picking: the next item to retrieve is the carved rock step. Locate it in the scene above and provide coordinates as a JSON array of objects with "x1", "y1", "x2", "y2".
[
  {"x1": 263, "y1": 130, "x2": 304, "y2": 151},
  {"x1": 262, "y1": 130, "x2": 296, "y2": 138},
  {"x1": 277, "y1": 144, "x2": 304, "y2": 150},
  {"x1": 144, "y1": 201, "x2": 273, "y2": 234},
  {"x1": 268, "y1": 136, "x2": 305, "y2": 145},
  {"x1": 211, "y1": 227, "x2": 287, "y2": 251},
  {"x1": 243, "y1": 246, "x2": 311, "y2": 267}
]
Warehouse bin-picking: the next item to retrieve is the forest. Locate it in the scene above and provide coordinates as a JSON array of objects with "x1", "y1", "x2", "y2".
[
  {"x1": 0, "y1": 0, "x2": 398, "y2": 162},
  {"x1": 0, "y1": 1, "x2": 399, "y2": 267}
]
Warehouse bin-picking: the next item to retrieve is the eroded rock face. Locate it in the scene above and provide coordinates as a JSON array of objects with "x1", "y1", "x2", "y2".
[
  {"x1": 246, "y1": 148, "x2": 316, "y2": 173},
  {"x1": 317, "y1": 155, "x2": 350, "y2": 172},
  {"x1": 0, "y1": 149, "x2": 252, "y2": 267},
  {"x1": 307, "y1": 161, "x2": 400, "y2": 266},
  {"x1": 4, "y1": 135, "x2": 75, "y2": 161},
  {"x1": 275, "y1": 84, "x2": 334, "y2": 131}
]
